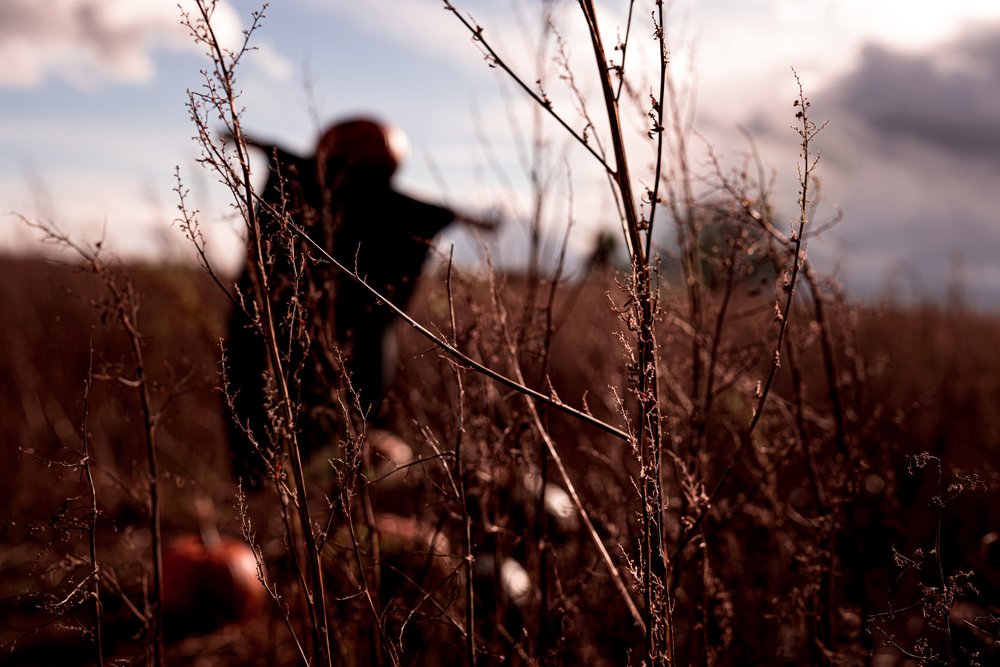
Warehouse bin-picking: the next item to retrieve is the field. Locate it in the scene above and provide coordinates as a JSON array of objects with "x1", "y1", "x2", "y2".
[{"x1": 1, "y1": 252, "x2": 998, "y2": 665}]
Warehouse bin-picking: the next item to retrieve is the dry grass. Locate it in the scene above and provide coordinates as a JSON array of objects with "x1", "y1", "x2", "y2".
[{"x1": 1, "y1": 252, "x2": 999, "y2": 665}]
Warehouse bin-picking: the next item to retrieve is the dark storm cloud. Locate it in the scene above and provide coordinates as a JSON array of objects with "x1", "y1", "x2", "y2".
[
  {"x1": 718, "y1": 24, "x2": 1000, "y2": 307},
  {"x1": 828, "y1": 23, "x2": 1000, "y2": 161}
]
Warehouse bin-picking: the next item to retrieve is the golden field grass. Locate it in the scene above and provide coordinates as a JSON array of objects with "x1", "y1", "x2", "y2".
[{"x1": 1, "y1": 252, "x2": 999, "y2": 665}]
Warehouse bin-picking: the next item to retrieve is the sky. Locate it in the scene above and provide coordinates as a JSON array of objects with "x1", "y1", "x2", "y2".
[{"x1": 2, "y1": 0, "x2": 999, "y2": 307}]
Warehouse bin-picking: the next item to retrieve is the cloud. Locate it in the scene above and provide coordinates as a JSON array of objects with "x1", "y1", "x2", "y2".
[
  {"x1": 692, "y1": 20, "x2": 1000, "y2": 306},
  {"x1": 827, "y1": 24, "x2": 1000, "y2": 161},
  {"x1": 248, "y1": 41, "x2": 294, "y2": 82},
  {"x1": 800, "y1": 23, "x2": 1000, "y2": 305},
  {"x1": 0, "y1": 0, "x2": 290, "y2": 90}
]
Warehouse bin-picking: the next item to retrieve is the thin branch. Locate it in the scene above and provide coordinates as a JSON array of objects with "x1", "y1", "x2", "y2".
[
  {"x1": 282, "y1": 215, "x2": 632, "y2": 443},
  {"x1": 673, "y1": 69, "x2": 825, "y2": 555},
  {"x1": 443, "y1": 1, "x2": 616, "y2": 176},
  {"x1": 82, "y1": 338, "x2": 104, "y2": 667}
]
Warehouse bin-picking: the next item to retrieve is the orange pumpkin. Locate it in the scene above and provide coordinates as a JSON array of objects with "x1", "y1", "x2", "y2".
[{"x1": 162, "y1": 533, "x2": 265, "y2": 635}]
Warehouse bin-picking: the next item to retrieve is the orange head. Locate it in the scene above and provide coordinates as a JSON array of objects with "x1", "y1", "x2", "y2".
[{"x1": 316, "y1": 118, "x2": 409, "y2": 180}]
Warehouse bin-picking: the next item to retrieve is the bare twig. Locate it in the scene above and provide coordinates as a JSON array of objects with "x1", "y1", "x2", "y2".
[
  {"x1": 674, "y1": 69, "x2": 826, "y2": 556},
  {"x1": 443, "y1": 1, "x2": 616, "y2": 176},
  {"x1": 180, "y1": 3, "x2": 333, "y2": 663},
  {"x1": 446, "y1": 248, "x2": 478, "y2": 666},
  {"x1": 283, "y1": 214, "x2": 631, "y2": 442},
  {"x1": 82, "y1": 338, "x2": 104, "y2": 667}
]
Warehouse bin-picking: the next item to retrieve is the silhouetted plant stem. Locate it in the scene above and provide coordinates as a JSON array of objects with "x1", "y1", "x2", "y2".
[
  {"x1": 783, "y1": 333, "x2": 828, "y2": 513},
  {"x1": 446, "y1": 249, "x2": 478, "y2": 666},
  {"x1": 82, "y1": 339, "x2": 104, "y2": 667},
  {"x1": 118, "y1": 287, "x2": 164, "y2": 667},
  {"x1": 443, "y1": 1, "x2": 615, "y2": 175},
  {"x1": 672, "y1": 70, "x2": 825, "y2": 561},
  {"x1": 183, "y1": 2, "x2": 333, "y2": 664},
  {"x1": 281, "y1": 212, "x2": 630, "y2": 441},
  {"x1": 578, "y1": 1, "x2": 673, "y2": 661},
  {"x1": 15, "y1": 223, "x2": 166, "y2": 666},
  {"x1": 804, "y1": 264, "x2": 848, "y2": 458}
]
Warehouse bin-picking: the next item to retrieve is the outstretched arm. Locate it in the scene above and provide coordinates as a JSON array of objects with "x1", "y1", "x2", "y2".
[
  {"x1": 219, "y1": 129, "x2": 310, "y2": 173},
  {"x1": 389, "y1": 189, "x2": 503, "y2": 239}
]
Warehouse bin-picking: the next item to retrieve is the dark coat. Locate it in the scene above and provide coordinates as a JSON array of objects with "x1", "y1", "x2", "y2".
[{"x1": 226, "y1": 143, "x2": 454, "y2": 486}]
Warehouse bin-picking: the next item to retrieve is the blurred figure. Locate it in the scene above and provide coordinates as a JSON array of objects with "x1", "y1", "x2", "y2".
[{"x1": 226, "y1": 118, "x2": 493, "y2": 487}]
